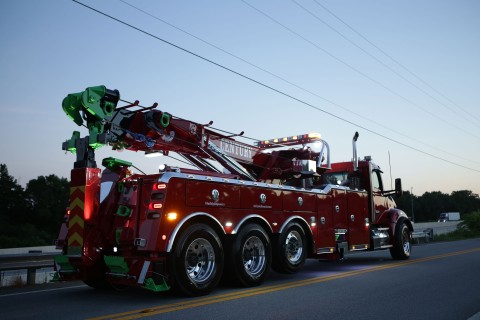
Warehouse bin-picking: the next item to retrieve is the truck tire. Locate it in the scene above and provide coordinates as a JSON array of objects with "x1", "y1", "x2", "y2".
[
  {"x1": 229, "y1": 224, "x2": 271, "y2": 287},
  {"x1": 83, "y1": 261, "x2": 111, "y2": 290},
  {"x1": 170, "y1": 223, "x2": 224, "y2": 296},
  {"x1": 390, "y1": 222, "x2": 412, "y2": 260},
  {"x1": 272, "y1": 222, "x2": 306, "y2": 274}
]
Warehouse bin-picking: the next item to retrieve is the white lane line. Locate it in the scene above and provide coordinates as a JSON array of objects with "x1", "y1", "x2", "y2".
[{"x1": 0, "y1": 284, "x2": 87, "y2": 298}]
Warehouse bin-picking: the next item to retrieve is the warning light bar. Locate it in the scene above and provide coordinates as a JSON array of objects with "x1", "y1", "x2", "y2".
[{"x1": 256, "y1": 133, "x2": 321, "y2": 148}]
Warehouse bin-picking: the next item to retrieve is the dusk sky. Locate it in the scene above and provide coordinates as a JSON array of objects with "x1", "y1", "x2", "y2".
[{"x1": 1, "y1": 0, "x2": 479, "y2": 196}]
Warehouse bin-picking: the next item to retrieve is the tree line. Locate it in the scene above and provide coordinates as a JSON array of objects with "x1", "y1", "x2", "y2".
[
  {"x1": 0, "y1": 164, "x2": 69, "y2": 248},
  {"x1": 0, "y1": 163, "x2": 479, "y2": 248},
  {"x1": 395, "y1": 189, "x2": 480, "y2": 222}
]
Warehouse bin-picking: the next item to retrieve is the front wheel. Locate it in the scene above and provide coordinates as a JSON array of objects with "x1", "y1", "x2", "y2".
[
  {"x1": 229, "y1": 224, "x2": 271, "y2": 287},
  {"x1": 169, "y1": 223, "x2": 224, "y2": 296},
  {"x1": 390, "y1": 222, "x2": 412, "y2": 260}
]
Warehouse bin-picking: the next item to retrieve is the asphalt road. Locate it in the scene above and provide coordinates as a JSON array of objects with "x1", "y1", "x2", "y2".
[{"x1": 1, "y1": 238, "x2": 479, "y2": 320}]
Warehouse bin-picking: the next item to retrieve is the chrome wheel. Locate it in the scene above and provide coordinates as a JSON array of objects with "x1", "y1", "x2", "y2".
[
  {"x1": 229, "y1": 224, "x2": 271, "y2": 287},
  {"x1": 285, "y1": 230, "x2": 303, "y2": 265},
  {"x1": 402, "y1": 228, "x2": 411, "y2": 256},
  {"x1": 185, "y1": 238, "x2": 216, "y2": 286},
  {"x1": 242, "y1": 235, "x2": 266, "y2": 278},
  {"x1": 390, "y1": 222, "x2": 412, "y2": 260},
  {"x1": 272, "y1": 223, "x2": 306, "y2": 274}
]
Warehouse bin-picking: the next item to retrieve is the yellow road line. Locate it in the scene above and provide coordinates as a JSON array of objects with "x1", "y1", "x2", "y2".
[{"x1": 89, "y1": 247, "x2": 480, "y2": 320}]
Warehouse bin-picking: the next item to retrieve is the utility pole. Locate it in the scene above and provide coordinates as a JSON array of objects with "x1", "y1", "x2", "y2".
[{"x1": 411, "y1": 187, "x2": 415, "y2": 222}]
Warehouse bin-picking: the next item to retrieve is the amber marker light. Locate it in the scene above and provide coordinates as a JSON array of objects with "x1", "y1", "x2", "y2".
[{"x1": 166, "y1": 212, "x2": 177, "y2": 221}]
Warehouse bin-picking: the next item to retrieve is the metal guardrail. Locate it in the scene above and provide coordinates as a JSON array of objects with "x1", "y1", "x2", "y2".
[
  {"x1": 0, "y1": 252, "x2": 59, "y2": 286},
  {"x1": 412, "y1": 228, "x2": 434, "y2": 244}
]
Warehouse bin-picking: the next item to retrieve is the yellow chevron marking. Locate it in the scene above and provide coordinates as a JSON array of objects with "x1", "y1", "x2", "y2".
[
  {"x1": 68, "y1": 232, "x2": 84, "y2": 246},
  {"x1": 70, "y1": 198, "x2": 85, "y2": 211},
  {"x1": 70, "y1": 186, "x2": 85, "y2": 194},
  {"x1": 69, "y1": 214, "x2": 85, "y2": 229}
]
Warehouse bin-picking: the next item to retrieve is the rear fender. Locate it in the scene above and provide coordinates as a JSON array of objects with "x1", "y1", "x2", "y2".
[
  {"x1": 167, "y1": 212, "x2": 225, "y2": 252},
  {"x1": 232, "y1": 214, "x2": 273, "y2": 235},
  {"x1": 278, "y1": 216, "x2": 314, "y2": 255}
]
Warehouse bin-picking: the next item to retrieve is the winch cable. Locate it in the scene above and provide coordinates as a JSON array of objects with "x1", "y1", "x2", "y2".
[{"x1": 71, "y1": 0, "x2": 480, "y2": 174}]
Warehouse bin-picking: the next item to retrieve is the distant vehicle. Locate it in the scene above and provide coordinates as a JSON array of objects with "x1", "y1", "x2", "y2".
[{"x1": 438, "y1": 212, "x2": 460, "y2": 222}]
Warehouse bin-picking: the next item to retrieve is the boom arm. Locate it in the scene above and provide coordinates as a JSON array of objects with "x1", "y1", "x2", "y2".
[{"x1": 62, "y1": 86, "x2": 330, "y2": 181}]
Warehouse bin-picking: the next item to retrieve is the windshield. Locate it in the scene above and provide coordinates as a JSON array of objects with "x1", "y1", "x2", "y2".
[{"x1": 322, "y1": 171, "x2": 349, "y2": 186}]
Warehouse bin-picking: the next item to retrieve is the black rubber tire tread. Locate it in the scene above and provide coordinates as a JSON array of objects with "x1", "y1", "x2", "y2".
[
  {"x1": 83, "y1": 260, "x2": 112, "y2": 290},
  {"x1": 169, "y1": 223, "x2": 224, "y2": 296},
  {"x1": 389, "y1": 222, "x2": 412, "y2": 260},
  {"x1": 272, "y1": 222, "x2": 307, "y2": 274}
]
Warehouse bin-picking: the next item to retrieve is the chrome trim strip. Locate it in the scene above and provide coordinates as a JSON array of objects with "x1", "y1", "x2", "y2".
[
  {"x1": 166, "y1": 212, "x2": 225, "y2": 252},
  {"x1": 278, "y1": 215, "x2": 314, "y2": 241},
  {"x1": 232, "y1": 214, "x2": 273, "y2": 235}
]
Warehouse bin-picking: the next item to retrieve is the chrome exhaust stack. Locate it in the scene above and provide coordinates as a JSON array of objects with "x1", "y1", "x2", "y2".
[{"x1": 352, "y1": 132, "x2": 359, "y2": 171}]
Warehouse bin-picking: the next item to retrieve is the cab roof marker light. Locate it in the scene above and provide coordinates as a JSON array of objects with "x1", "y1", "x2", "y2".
[{"x1": 256, "y1": 132, "x2": 322, "y2": 148}]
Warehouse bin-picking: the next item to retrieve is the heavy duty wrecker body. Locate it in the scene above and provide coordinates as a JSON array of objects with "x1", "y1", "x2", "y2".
[{"x1": 54, "y1": 85, "x2": 413, "y2": 296}]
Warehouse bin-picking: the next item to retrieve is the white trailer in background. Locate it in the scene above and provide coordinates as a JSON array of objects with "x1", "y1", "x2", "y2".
[{"x1": 438, "y1": 212, "x2": 460, "y2": 222}]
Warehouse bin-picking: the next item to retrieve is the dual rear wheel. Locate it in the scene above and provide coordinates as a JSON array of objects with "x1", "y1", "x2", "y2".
[
  {"x1": 170, "y1": 222, "x2": 307, "y2": 296},
  {"x1": 228, "y1": 223, "x2": 272, "y2": 287},
  {"x1": 272, "y1": 222, "x2": 307, "y2": 274},
  {"x1": 169, "y1": 223, "x2": 224, "y2": 296}
]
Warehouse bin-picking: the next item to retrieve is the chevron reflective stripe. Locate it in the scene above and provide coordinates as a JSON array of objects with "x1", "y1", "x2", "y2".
[{"x1": 68, "y1": 186, "x2": 85, "y2": 249}]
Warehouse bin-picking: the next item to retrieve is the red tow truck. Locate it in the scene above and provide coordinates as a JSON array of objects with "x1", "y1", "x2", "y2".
[{"x1": 54, "y1": 85, "x2": 413, "y2": 296}]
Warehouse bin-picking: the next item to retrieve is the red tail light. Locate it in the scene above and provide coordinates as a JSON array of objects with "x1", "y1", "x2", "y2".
[
  {"x1": 154, "y1": 183, "x2": 167, "y2": 190},
  {"x1": 149, "y1": 203, "x2": 163, "y2": 210}
]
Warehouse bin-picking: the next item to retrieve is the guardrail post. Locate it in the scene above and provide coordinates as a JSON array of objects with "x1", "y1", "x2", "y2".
[
  {"x1": 27, "y1": 268, "x2": 36, "y2": 285},
  {"x1": 424, "y1": 228, "x2": 434, "y2": 242}
]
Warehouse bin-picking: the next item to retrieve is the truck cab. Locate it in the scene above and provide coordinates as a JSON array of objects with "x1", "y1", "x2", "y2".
[
  {"x1": 320, "y1": 156, "x2": 411, "y2": 259},
  {"x1": 324, "y1": 158, "x2": 402, "y2": 223}
]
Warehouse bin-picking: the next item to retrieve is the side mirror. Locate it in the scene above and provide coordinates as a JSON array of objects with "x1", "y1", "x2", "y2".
[{"x1": 395, "y1": 178, "x2": 403, "y2": 197}]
